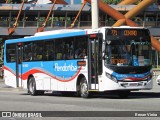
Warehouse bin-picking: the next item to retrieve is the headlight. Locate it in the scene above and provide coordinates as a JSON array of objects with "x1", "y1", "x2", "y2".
[
  {"x1": 105, "y1": 72, "x2": 111, "y2": 79},
  {"x1": 111, "y1": 76, "x2": 118, "y2": 83},
  {"x1": 105, "y1": 72, "x2": 118, "y2": 83}
]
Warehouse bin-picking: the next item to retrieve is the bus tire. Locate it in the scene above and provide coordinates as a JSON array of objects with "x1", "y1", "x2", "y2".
[
  {"x1": 28, "y1": 77, "x2": 44, "y2": 96},
  {"x1": 80, "y1": 78, "x2": 91, "y2": 98},
  {"x1": 118, "y1": 90, "x2": 130, "y2": 98}
]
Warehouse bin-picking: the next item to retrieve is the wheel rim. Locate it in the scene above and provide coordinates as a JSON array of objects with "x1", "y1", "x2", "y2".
[
  {"x1": 81, "y1": 82, "x2": 88, "y2": 96},
  {"x1": 29, "y1": 80, "x2": 34, "y2": 94}
]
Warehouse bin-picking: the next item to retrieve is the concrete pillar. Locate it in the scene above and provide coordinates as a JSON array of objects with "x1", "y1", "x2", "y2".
[{"x1": 91, "y1": 0, "x2": 99, "y2": 29}]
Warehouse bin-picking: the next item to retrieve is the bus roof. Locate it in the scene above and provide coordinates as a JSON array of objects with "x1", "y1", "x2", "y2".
[
  {"x1": 5, "y1": 29, "x2": 87, "y2": 44},
  {"x1": 34, "y1": 29, "x2": 85, "y2": 36}
]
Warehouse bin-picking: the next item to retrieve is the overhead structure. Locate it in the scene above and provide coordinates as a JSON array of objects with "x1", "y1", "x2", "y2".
[
  {"x1": 37, "y1": 0, "x2": 57, "y2": 32},
  {"x1": 4, "y1": 0, "x2": 160, "y2": 51},
  {"x1": 70, "y1": 0, "x2": 87, "y2": 28},
  {"x1": 37, "y1": 0, "x2": 67, "y2": 32},
  {"x1": 8, "y1": 0, "x2": 25, "y2": 35}
]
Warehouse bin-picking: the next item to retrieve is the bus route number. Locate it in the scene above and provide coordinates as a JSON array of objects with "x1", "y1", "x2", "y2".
[{"x1": 111, "y1": 30, "x2": 118, "y2": 36}]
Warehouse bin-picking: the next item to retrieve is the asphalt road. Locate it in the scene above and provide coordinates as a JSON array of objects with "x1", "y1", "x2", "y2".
[{"x1": 0, "y1": 77, "x2": 160, "y2": 120}]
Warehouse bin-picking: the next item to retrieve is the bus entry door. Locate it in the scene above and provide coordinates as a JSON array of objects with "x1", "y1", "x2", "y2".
[
  {"x1": 88, "y1": 34, "x2": 102, "y2": 90},
  {"x1": 16, "y1": 43, "x2": 23, "y2": 87}
]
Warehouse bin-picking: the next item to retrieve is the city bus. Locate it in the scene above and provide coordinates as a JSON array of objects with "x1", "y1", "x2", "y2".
[{"x1": 3, "y1": 26, "x2": 153, "y2": 98}]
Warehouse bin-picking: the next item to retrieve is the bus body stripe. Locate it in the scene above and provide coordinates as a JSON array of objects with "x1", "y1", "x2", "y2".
[{"x1": 4, "y1": 66, "x2": 82, "y2": 82}]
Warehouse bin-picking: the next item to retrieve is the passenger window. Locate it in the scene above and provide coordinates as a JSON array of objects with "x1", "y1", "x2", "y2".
[
  {"x1": 75, "y1": 36, "x2": 88, "y2": 58},
  {"x1": 6, "y1": 44, "x2": 16, "y2": 62},
  {"x1": 55, "y1": 39, "x2": 63, "y2": 60},
  {"x1": 23, "y1": 42, "x2": 33, "y2": 61},
  {"x1": 23, "y1": 41, "x2": 44, "y2": 62},
  {"x1": 63, "y1": 37, "x2": 74, "y2": 60},
  {"x1": 45, "y1": 40, "x2": 55, "y2": 61}
]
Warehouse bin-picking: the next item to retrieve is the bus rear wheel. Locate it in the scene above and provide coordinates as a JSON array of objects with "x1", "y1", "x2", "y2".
[
  {"x1": 80, "y1": 78, "x2": 91, "y2": 98},
  {"x1": 28, "y1": 77, "x2": 44, "y2": 96}
]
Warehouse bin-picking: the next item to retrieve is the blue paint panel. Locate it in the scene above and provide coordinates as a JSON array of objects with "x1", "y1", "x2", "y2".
[
  {"x1": 112, "y1": 71, "x2": 150, "y2": 81},
  {"x1": 52, "y1": 60, "x2": 79, "y2": 79},
  {"x1": 21, "y1": 60, "x2": 80, "y2": 79},
  {"x1": 5, "y1": 63, "x2": 16, "y2": 74}
]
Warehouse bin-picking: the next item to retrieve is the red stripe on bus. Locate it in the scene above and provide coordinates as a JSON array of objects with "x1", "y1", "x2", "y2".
[{"x1": 4, "y1": 66, "x2": 82, "y2": 82}]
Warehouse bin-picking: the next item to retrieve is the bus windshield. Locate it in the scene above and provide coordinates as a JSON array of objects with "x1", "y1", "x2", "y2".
[
  {"x1": 105, "y1": 44, "x2": 152, "y2": 66},
  {"x1": 104, "y1": 28, "x2": 152, "y2": 66}
]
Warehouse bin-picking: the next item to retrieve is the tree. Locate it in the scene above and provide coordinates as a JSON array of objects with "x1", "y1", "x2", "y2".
[{"x1": 103, "y1": 0, "x2": 121, "y2": 5}]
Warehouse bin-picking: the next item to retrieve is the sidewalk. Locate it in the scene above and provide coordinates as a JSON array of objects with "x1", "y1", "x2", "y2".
[
  {"x1": 0, "y1": 77, "x2": 25, "y2": 91},
  {"x1": 0, "y1": 77, "x2": 9, "y2": 88}
]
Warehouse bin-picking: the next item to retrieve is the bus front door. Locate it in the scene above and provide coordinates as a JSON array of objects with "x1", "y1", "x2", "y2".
[
  {"x1": 16, "y1": 43, "x2": 23, "y2": 88},
  {"x1": 88, "y1": 34, "x2": 102, "y2": 90}
]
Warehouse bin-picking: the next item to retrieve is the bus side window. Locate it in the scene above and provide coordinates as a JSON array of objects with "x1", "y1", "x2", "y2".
[
  {"x1": 6, "y1": 44, "x2": 16, "y2": 62},
  {"x1": 55, "y1": 39, "x2": 63, "y2": 60},
  {"x1": 56, "y1": 46, "x2": 62, "y2": 60},
  {"x1": 31, "y1": 41, "x2": 44, "y2": 61},
  {"x1": 45, "y1": 40, "x2": 55, "y2": 61},
  {"x1": 63, "y1": 38, "x2": 74, "y2": 60},
  {"x1": 74, "y1": 36, "x2": 87, "y2": 58},
  {"x1": 57, "y1": 53, "x2": 62, "y2": 59},
  {"x1": 23, "y1": 42, "x2": 32, "y2": 62}
]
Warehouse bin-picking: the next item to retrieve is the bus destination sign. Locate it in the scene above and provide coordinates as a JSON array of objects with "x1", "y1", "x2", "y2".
[{"x1": 107, "y1": 29, "x2": 148, "y2": 37}]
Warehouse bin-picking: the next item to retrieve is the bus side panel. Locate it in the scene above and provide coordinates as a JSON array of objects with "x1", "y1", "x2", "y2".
[
  {"x1": 21, "y1": 62, "x2": 45, "y2": 90},
  {"x1": 52, "y1": 60, "x2": 79, "y2": 91},
  {"x1": 42, "y1": 61, "x2": 57, "y2": 91},
  {"x1": 64, "y1": 59, "x2": 88, "y2": 92},
  {"x1": 21, "y1": 60, "x2": 82, "y2": 91},
  {"x1": 4, "y1": 63, "x2": 17, "y2": 88}
]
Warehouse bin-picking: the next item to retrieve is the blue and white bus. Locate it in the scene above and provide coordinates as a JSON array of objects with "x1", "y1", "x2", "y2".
[{"x1": 4, "y1": 26, "x2": 153, "y2": 98}]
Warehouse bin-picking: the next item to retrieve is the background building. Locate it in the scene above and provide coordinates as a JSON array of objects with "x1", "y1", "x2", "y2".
[
  {"x1": 65, "y1": 0, "x2": 82, "y2": 4},
  {"x1": 35, "y1": 0, "x2": 82, "y2": 4}
]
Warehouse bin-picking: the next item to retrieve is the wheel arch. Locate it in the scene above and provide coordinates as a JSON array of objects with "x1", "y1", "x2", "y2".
[{"x1": 76, "y1": 74, "x2": 87, "y2": 91}]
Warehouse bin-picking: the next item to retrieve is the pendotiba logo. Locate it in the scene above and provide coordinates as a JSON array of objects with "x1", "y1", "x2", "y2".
[
  {"x1": 54, "y1": 63, "x2": 77, "y2": 71},
  {"x1": 131, "y1": 40, "x2": 150, "y2": 45}
]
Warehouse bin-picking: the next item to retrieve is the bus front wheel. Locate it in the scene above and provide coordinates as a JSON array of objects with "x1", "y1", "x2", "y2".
[
  {"x1": 28, "y1": 77, "x2": 44, "y2": 96},
  {"x1": 80, "y1": 78, "x2": 91, "y2": 98}
]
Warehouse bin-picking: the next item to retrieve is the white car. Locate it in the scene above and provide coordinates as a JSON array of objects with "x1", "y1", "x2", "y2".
[{"x1": 156, "y1": 75, "x2": 160, "y2": 85}]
